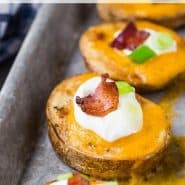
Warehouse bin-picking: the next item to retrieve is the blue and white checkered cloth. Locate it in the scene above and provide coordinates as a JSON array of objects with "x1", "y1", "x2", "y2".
[{"x1": 0, "y1": 4, "x2": 39, "y2": 63}]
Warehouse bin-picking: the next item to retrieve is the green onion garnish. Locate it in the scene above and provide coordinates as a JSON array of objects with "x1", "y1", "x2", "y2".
[
  {"x1": 102, "y1": 181, "x2": 119, "y2": 185},
  {"x1": 151, "y1": 32, "x2": 174, "y2": 51},
  {"x1": 115, "y1": 81, "x2": 135, "y2": 95},
  {"x1": 57, "y1": 173, "x2": 73, "y2": 181},
  {"x1": 129, "y1": 45, "x2": 156, "y2": 64}
]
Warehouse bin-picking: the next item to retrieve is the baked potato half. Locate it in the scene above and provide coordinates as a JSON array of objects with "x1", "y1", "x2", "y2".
[
  {"x1": 97, "y1": 4, "x2": 185, "y2": 29},
  {"x1": 46, "y1": 73, "x2": 171, "y2": 180},
  {"x1": 80, "y1": 22, "x2": 185, "y2": 91}
]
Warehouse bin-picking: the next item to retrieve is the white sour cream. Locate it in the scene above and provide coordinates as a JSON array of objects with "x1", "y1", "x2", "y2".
[
  {"x1": 143, "y1": 29, "x2": 176, "y2": 55},
  {"x1": 51, "y1": 179, "x2": 68, "y2": 185},
  {"x1": 73, "y1": 77, "x2": 143, "y2": 142}
]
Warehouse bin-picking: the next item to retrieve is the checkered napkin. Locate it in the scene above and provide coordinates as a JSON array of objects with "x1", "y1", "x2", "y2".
[{"x1": 0, "y1": 4, "x2": 39, "y2": 63}]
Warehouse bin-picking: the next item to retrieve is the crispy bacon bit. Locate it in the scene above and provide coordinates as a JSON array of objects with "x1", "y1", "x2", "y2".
[
  {"x1": 68, "y1": 174, "x2": 89, "y2": 185},
  {"x1": 76, "y1": 74, "x2": 119, "y2": 117},
  {"x1": 110, "y1": 22, "x2": 150, "y2": 50}
]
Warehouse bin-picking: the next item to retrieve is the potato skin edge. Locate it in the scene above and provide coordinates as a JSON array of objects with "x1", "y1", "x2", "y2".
[{"x1": 47, "y1": 119, "x2": 171, "y2": 180}]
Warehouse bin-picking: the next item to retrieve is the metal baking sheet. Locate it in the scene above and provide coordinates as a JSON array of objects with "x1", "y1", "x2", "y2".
[{"x1": 0, "y1": 4, "x2": 184, "y2": 185}]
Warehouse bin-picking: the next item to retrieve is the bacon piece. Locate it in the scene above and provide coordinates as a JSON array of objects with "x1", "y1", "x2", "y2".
[
  {"x1": 110, "y1": 22, "x2": 150, "y2": 50},
  {"x1": 68, "y1": 174, "x2": 89, "y2": 185},
  {"x1": 76, "y1": 74, "x2": 119, "y2": 117}
]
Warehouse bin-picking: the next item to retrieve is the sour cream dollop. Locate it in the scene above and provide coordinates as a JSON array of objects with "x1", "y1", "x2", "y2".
[
  {"x1": 51, "y1": 179, "x2": 68, "y2": 185},
  {"x1": 73, "y1": 77, "x2": 143, "y2": 142},
  {"x1": 143, "y1": 29, "x2": 176, "y2": 55}
]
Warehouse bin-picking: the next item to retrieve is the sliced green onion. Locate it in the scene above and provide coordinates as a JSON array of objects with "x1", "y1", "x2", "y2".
[
  {"x1": 115, "y1": 81, "x2": 135, "y2": 95},
  {"x1": 129, "y1": 45, "x2": 156, "y2": 64},
  {"x1": 151, "y1": 32, "x2": 174, "y2": 51},
  {"x1": 101, "y1": 181, "x2": 119, "y2": 185},
  {"x1": 57, "y1": 173, "x2": 73, "y2": 181}
]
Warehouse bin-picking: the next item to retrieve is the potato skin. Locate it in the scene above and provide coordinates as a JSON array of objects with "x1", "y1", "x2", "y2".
[
  {"x1": 46, "y1": 73, "x2": 171, "y2": 180},
  {"x1": 44, "y1": 182, "x2": 55, "y2": 185},
  {"x1": 97, "y1": 4, "x2": 185, "y2": 29},
  {"x1": 80, "y1": 22, "x2": 185, "y2": 92},
  {"x1": 48, "y1": 120, "x2": 170, "y2": 180}
]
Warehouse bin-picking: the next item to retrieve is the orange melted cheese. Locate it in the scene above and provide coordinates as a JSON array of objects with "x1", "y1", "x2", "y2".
[
  {"x1": 103, "y1": 4, "x2": 185, "y2": 18},
  {"x1": 128, "y1": 136, "x2": 185, "y2": 185},
  {"x1": 128, "y1": 74, "x2": 185, "y2": 185}
]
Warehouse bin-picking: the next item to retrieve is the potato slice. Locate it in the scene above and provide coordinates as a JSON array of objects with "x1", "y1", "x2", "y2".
[
  {"x1": 97, "y1": 4, "x2": 185, "y2": 29},
  {"x1": 80, "y1": 22, "x2": 185, "y2": 91},
  {"x1": 46, "y1": 73, "x2": 171, "y2": 180}
]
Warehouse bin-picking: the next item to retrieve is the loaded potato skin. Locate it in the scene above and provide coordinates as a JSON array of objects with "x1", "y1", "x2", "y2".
[
  {"x1": 80, "y1": 22, "x2": 185, "y2": 91},
  {"x1": 46, "y1": 73, "x2": 171, "y2": 180},
  {"x1": 97, "y1": 4, "x2": 185, "y2": 29}
]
